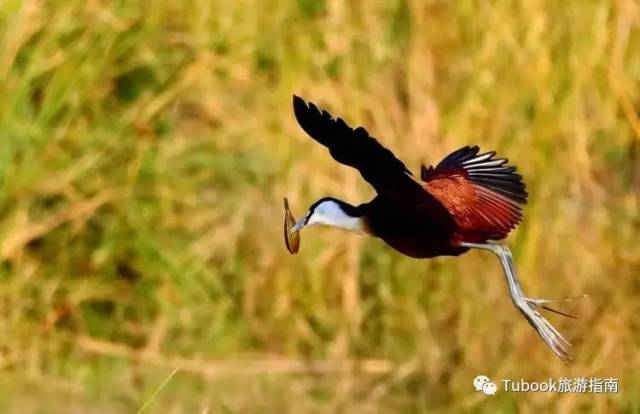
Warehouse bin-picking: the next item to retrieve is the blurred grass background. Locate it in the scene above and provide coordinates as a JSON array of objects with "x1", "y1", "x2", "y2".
[{"x1": 0, "y1": 0, "x2": 639, "y2": 412}]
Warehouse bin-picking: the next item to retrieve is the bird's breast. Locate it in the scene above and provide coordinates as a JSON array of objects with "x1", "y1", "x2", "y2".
[{"x1": 363, "y1": 202, "x2": 466, "y2": 258}]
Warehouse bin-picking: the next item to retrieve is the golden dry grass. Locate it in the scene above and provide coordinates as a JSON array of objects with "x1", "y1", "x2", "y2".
[{"x1": 0, "y1": 0, "x2": 639, "y2": 412}]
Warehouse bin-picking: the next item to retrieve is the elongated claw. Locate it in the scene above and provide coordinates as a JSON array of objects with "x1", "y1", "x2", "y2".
[
  {"x1": 515, "y1": 296, "x2": 572, "y2": 362},
  {"x1": 523, "y1": 298, "x2": 579, "y2": 319},
  {"x1": 523, "y1": 294, "x2": 588, "y2": 305}
]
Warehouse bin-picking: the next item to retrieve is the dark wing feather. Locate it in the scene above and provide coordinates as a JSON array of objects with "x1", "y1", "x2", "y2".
[
  {"x1": 422, "y1": 145, "x2": 528, "y2": 241},
  {"x1": 293, "y1": 95, "x2": 413, "y2": 194}
]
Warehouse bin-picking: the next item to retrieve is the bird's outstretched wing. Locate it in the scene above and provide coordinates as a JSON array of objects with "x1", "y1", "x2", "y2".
[
  {"x1": 422, "y1": 146, "x2": 528, "y2": 241},
  {"x1": 292, "y1": 95, "x2": 414, "y2": 195}
]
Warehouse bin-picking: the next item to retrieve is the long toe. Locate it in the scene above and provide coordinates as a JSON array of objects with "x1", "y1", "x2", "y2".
[
  {"x1": 523, "y1": 294, "x2": 588, "y2": 305},
  {"x1": 515, "y1": 298, "x2": 572, "y2": 362},
  {"x1": 524, "y1": 296, "x2": 582, "y2": 319}
]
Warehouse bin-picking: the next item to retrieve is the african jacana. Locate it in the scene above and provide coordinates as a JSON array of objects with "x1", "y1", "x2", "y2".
[{"x1": 287, "y1": 95, "x2": 576, "y2": 361}]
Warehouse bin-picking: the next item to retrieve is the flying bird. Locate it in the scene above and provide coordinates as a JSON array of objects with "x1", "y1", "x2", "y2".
[{"x1": 287, "y1": 95, "x2": 576, "y2": 361}]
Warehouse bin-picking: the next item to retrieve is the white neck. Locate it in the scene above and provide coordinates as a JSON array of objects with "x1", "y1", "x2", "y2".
[
  {"x1": 315, "y1": 214, "x2": 366, "y2": 234},
  {"x1": 306, "y1": 201, "x2": 367, "y2": 234}
]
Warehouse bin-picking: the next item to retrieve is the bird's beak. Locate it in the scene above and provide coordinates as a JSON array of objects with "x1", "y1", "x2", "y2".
[{"x1": 291, "y1": 218, "x2": 306, "y2": 233}]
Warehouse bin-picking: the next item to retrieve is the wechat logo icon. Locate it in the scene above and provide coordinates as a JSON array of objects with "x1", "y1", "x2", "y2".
[{"x1": 474, "y1": 375, "x2": 498, "y2": 396}]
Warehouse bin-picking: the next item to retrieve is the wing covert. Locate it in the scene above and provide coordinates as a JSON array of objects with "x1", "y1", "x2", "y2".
[{"x1": 422, "y1": 145, "x2": 528, "y2": 241}]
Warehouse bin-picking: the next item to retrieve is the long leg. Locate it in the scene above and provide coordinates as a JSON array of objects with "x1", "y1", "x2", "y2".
[{"x1": 461, "y1": 242, "x2": 572, "y2": 362}]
